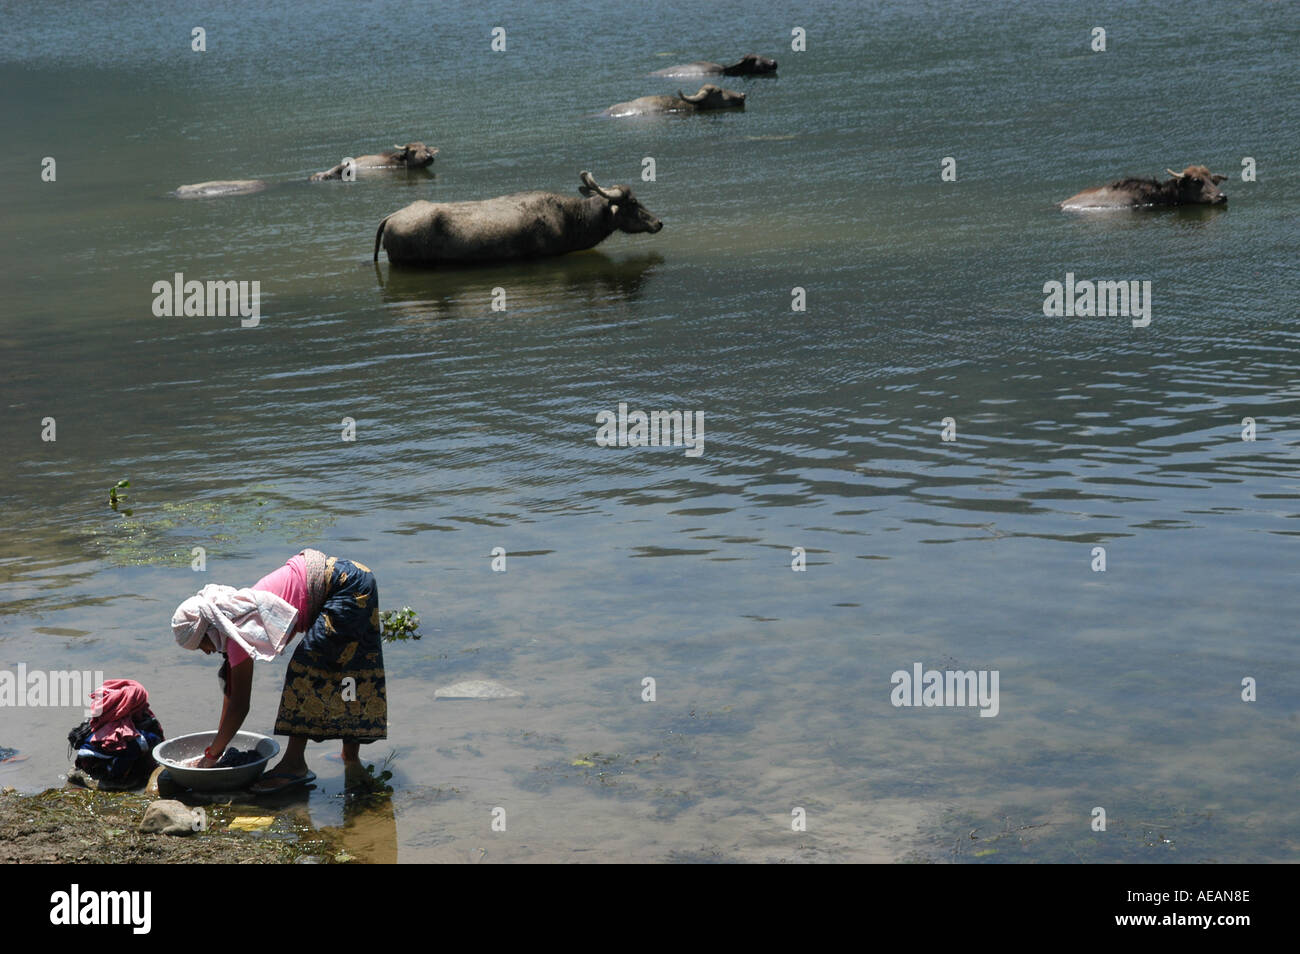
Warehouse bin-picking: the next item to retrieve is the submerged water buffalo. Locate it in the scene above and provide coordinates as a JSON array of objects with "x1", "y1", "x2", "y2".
[
  {"x1": 650, "y1": 53, "x2": 777, "y2": 77},
  {"x1": 373, "y1": 171, "x2": 663, "y2": 266},
  {"x1": 172, "y1": 179, "x2": 268, "y2": 198},
  {"x1": 604, "y1": 84, "x2": 745, "y2": 117},
  {"x1": 310, "y1": 142, "x2": 439, "y2": 181},
  {"x1": 1059, "y1": 165, "x2": 1228, "y2": 210}
]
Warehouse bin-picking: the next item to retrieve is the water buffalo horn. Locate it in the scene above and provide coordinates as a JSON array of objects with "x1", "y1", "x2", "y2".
[
  {"x1": 679, "y1": 88, "x2": 703, "y2": 103},
  {"x1": 580, "y1": 171, "x2": 627, "y2": 203},
  {"x1": 580, "y1": 171, "x2": 611, "y2": 198},
  {"x1": 1165, "y1": 168, "x2": 1185, "y2": 179}
]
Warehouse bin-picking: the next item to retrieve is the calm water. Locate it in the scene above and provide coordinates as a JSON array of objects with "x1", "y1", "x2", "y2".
[{"x1": 1, "y1": 0, "x2": 1297, "y2": 862}]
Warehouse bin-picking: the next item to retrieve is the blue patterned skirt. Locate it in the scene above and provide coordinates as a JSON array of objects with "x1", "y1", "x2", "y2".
[{"x1": 274, "y1": 557, "x2": 388, "y2": 743}]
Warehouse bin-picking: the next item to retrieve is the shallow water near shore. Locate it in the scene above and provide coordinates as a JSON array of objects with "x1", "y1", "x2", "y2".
[{"x1": 1, "y1": 0, "x2": 1298, "y2": 862}]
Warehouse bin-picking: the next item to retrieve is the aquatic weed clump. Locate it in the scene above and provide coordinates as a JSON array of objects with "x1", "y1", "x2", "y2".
[
  {"x1": 107, "y1": 479, "x2": 131, "y2": 515},
  {"x1": 379, "y1": 606, "x2": 421, "y2": 641},
  {"x1": 344, "y1": 750, "x2": 398, "y2": 808}
]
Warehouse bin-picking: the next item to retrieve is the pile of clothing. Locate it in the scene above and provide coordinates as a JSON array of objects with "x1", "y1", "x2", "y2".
[{"x1": 67, "y1": 679, "x2": 165, "y2": 784}]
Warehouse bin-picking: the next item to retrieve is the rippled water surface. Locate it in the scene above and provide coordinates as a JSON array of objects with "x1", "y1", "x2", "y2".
[{"x1": 1, "y1": 0, "x2": 1297, "y2": 861}]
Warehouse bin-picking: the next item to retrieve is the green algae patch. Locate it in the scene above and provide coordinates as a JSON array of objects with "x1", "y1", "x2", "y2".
[{"x1": 83, "y1": 490, "x2": 337, "y2": 567}]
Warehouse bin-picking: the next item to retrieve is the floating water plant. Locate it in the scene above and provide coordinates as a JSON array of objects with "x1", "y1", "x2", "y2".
[
  {"x1": 107, "y1": 479, "x2": 131, "y2": 515},
  {"x1": 380, "y1": 606, "x2": 421, "y2": 641}
]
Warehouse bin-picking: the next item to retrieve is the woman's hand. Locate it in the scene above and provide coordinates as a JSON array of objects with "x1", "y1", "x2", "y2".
[{"x1": 197, "y1": 754, "x2": 221, "y2": 768}]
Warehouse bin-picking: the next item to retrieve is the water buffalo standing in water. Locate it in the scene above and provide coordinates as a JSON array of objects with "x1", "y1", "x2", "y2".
[
  {"x1": 604, "y1": 84, "x2": 746, "y2": 117},
  {"x1": 310, "y1": 142, "x2": 439, "y2": 181},
  {"x1": 1059, "y1": 165, "x2": 1228, "y2": 210},
  {"x1": 650, "y1": 53, "x2": 777, "y2": 77},
  {"x1": 172, "y1": 179, "x2": 269, "y2": 198},
  {"x1": 373, "y1": 171, "x2": 663, "y2": 266}
]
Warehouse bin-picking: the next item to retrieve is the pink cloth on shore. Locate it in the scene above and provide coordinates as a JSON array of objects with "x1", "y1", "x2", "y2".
[{"x1": 88, "y1": 679, "x2": 150, "y2": 751}]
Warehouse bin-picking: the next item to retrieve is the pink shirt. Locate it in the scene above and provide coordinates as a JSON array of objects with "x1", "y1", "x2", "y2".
[{"x1": 226, "y1": 555, "x2": 310, "y2": 666}]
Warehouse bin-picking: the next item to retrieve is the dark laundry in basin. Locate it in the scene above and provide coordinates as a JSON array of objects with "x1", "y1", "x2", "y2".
[{"x1": 215, "y1": 748, "x2": 263, "y2": 768}]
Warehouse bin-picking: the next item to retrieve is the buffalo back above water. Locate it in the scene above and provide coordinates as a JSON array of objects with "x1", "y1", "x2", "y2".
[
  {"x1": 374, "y1": 174, "x2": 663, "y2": 266},
  {"x1": 1060, "y1": 164, "x2": 1228, "y2": 210}
]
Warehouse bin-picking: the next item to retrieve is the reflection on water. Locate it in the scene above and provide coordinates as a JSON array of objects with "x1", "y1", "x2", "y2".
[
  {"x1": 375, "y1": 252, "x2": 664, "y2": 322},
  {"x1": 266, "y1": 789, "x2": 399, "y2": 864},
  {"x1": 337, "y1": 795, "x2": 399, "y2": 865},
  {"x1": 1057, "y1": 202, "x2": 1230, "y2": 231}
]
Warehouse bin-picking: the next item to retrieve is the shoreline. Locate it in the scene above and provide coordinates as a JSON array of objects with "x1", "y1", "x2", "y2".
[{"x1": 0, "y1": 783, "x2": 351, "y2": 864}]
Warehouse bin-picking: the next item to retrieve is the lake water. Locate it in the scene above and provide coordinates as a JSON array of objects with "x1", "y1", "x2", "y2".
[{"x1": 1, "y1": 0, "x2": 1297, "y2": 862}]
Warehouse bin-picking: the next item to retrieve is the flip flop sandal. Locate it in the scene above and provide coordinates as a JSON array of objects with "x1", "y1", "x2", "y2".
[{"x1": 249, "y1": 769, "x2": 316, "y2": 793}]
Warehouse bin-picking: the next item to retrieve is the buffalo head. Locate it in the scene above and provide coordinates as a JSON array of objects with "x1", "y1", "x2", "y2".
[
  {"x1": 722, "y1": 53, "x2": 778, "y2": 75},
  {"x1": 678, "y1": 84, "x2": 746, "y2": 109},
  {"x1": 393, "y1": 142, "x2": 439, "y2": 168},
  {"x1": 579, "y1": 171, "x2": 663, "y2": 234},
  {"x1": 1165, "y1": 165, "x2": 1228, "y2": 204}
]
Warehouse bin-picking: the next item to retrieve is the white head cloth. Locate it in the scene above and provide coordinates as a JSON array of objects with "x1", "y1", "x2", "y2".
[{"x1": 172, "y1": 584, "x2": 298, "y2": 661}]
